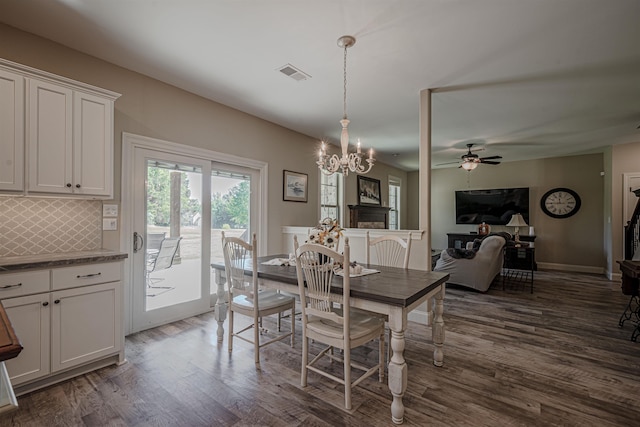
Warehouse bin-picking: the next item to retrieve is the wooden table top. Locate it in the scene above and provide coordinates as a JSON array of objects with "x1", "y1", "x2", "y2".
[
  {"x1": 0, "y1": 302, "x2": 22, "y2": 362},
  {"x1": 212, "y1": 254, "x2": 448, "y2": 308}
]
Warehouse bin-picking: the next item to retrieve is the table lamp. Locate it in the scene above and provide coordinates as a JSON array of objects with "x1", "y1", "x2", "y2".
[{"x1": 506, "y1": 213, "x2": 528, "y2": 243}]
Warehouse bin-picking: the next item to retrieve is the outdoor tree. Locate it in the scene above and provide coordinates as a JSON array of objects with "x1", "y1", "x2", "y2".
[
  {"x1": 147, "y1": 166, "x2": 248, "y2": 230},
  {"x1": 211, "y1": 180, "x2": 249, "y2": 229},
  {"x1": 224, "y1": 181, "x2": 250, "y2": 228},
  {"x1": 147, "y1": 167, "x2": 201, "y2": 226}
]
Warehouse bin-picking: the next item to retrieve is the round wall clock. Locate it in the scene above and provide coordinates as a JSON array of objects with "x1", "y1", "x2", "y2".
[{"x1": 540, "y1": 187, "x2": 581, "y2": 218}]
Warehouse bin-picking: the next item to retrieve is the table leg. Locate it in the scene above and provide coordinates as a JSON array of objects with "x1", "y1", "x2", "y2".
[
  {"x1": 213, "y1": 269, "x2": 228, "y2": 342},
  {"x1": 388, "y1": 309, "x2": 408, "y2": 424},
  {"x1": 432, "y1": 285, "x2": 445, "y2": 367}
]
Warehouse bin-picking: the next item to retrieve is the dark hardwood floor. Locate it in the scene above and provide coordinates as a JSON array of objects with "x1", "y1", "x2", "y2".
[{"x1": 2, "y1": 270, "x2": 640, "y2": 426}]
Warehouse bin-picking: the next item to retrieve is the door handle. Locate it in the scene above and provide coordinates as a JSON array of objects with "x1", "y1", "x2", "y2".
[{"x1": 133, "y1": 232, "x2": 145, "y2": 253}]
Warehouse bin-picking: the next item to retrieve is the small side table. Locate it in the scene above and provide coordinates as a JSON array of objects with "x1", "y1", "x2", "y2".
[{"x1": 503, "y1": 245, "x2": 535, "y2": 293}]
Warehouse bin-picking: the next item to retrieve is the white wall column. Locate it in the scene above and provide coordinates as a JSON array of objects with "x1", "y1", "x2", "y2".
[{"x1": 419, "y1": 89, "x2": 433, "y2": 263}]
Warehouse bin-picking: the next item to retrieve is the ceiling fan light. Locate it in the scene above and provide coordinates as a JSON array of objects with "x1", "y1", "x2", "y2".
[{"x1": 461, "y1": 161, "x2": 478, "y2": 171}]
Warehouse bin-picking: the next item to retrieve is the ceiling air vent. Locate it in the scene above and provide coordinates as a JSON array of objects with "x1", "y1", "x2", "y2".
[{"x1": 277, "y1": 63, "x2": 311, "y2": 81}]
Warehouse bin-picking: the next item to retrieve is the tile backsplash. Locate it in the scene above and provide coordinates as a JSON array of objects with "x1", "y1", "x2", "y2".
[{"x1": 0, "y1": 197, "x2": 102, "y2": 256}]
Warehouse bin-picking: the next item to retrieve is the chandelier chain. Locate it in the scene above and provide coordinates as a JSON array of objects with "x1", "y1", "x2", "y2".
[{"x1": 343, "y1": 44, "x2": 348, "y2": 120}]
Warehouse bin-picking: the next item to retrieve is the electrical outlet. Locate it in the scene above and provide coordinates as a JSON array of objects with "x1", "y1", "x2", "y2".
[
  {"x1": 103, "y1": 204, "x2": 118, "y2": 217},
  {"x1": 103, "y1": 218, "x2": 118, "y2": 231}
]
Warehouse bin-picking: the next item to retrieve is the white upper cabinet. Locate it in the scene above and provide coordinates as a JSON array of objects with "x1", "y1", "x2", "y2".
[
  {"x1": 0, "y1": 68, "x2": 25, "y2": 192},
  {"x1": 73, "y1": 92, "x2": 114, "y2": 197},
  {"x1": 27, "y1": 79, "x2": 74, "y2": 194},
  {"x1": 0, "y1": 58, "x2": 120, "y2": 198}
]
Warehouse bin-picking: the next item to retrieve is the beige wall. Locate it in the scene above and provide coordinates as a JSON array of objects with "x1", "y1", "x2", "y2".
[
  {"x1": 0, "y1": 23, "x2": 408, "y2": 254},
  {"x1": 431, "y1": 153, "x2": 605, "y2": 272},
  {"x1": 342, "y1": 163, "x2": 408, "y2": 229}
]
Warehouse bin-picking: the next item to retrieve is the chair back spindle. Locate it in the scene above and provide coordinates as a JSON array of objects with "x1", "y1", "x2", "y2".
[{"x1": 365, "y1": 231, "x2": 411, "y2": 268}]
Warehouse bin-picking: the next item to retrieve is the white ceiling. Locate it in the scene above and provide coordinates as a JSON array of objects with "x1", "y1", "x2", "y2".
[{"x1": 1, "y1": 0, "x2": 639, "y2": 171}]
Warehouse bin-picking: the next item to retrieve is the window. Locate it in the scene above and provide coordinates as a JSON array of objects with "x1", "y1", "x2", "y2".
[
  {"x1": 389, "y1": 176, "x2": 401, "y2": 230},
  {"x1": 320, "y1": 172, "x2": 342, "y2": 223}
]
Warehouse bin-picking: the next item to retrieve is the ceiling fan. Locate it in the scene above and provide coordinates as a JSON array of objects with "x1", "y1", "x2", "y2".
[{"x1": 455, "y1": 143, "x2": 502, "y2": 170}]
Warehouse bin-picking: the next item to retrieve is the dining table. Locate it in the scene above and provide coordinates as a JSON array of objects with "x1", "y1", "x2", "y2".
[{"x1": 211, "y1": 254, "x2": 449, "y2": 425}]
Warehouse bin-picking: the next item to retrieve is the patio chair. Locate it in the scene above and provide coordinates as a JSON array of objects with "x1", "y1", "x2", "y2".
[
  {"x1": 146, "y1": 236, "x2": 182, "y2": 293},
  {"x1": 294, "y1": 236, "x2": 385, "y2": 410},
  {"x1": 145, "y1": 232, "x2": 166, "y2": 266},
  {"x1": 222, "y1": 231, "x2": 295, "y2": 365}
]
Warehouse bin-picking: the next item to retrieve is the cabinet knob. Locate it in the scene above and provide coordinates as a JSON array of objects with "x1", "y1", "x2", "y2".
[
  {"x1": 75, "y1": 184, "x2": 81, "y2": 188},
  {"x1": 42, "y1": 301, "x2": 49, "y2": 307},
  {"x1": 54, "y1": 299, "x2": 60, "y2": 304},
  {"x1": 66, "y1": 183, "x2": 72, "y2": 188}
]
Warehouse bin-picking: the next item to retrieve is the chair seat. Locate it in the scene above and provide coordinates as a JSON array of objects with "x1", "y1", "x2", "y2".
[
  {"x1": 307, "y1": 309, "x2": 385, "y2": 342},
  {"x1": 231, "y1": 290, "x2": 295, "y2": 311}
]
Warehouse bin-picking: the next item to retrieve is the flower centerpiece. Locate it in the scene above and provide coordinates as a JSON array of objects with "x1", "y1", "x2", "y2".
[
  {"x1": 306, "y1": 218, "x2": 361, "y2": 274},
  {"x1": 307, "y1": 217, "x2": 343, "y2": 249}
]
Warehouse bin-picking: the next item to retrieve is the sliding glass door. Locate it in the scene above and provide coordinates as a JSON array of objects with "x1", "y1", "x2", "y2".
[
  {"x1": 131, "y1": 149, "x2": 211, "y2": 331},
  {"x1": 210, "y1": 162, "x2": 257, "y2": 268},
  {"x1": 125, "y1": 138, "x2": 263, "y2": 334}
]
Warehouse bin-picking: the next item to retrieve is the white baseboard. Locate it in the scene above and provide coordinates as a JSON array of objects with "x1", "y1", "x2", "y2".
[
  {"x1": 537, "y1": 262, "x2": 605, "y2": 275},
  {"x1": 408, "y1": 309, "x2": 428, "y2": 325}
]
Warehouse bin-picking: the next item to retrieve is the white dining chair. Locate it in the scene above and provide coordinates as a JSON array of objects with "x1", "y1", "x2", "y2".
[
  {"x1": 222, "y1": 232, "x2": 295, "y2": 365},
  {"x1": 365, "y1": 231, "x2": 412, "y2": 268},
  {"x1": 294, "y1": 236, "x2": 385, "y2": 410},
  {"x1": 364, "y1": 231, "x2": 412, "y2": 359}
]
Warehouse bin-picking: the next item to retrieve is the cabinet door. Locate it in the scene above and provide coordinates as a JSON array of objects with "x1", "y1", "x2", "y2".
[
  {"x1": 27, "y1": 79, "x2": 73, "y2": 194},
  {"x1": 51, "y1": 282, "x2": 122, "y2": 373},
  {"x1": 2, "y1": 294, "x2": 51, "y2": 386},
  {"x1": 73, "y1": 92, "x2": 113, "y2": 196},
  {"x1": 0, "y1": 68, "x2": 24, "y2": 192}
]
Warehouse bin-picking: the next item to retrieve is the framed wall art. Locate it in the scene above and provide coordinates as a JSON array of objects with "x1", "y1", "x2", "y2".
[
  {"x1": 283, "y1": 170, "x2": 308, "y2": 202},
  {"x1": 357, "y1": 175, "x2": 381, "y2": 206}
]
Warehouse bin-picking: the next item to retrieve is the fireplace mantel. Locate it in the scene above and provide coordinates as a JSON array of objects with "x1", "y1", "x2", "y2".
[{"x1": 348, "y1": 205, "x2": 391, "y2": 229}]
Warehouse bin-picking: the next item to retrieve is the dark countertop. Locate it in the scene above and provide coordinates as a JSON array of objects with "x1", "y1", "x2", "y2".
[{"x1": 0, "y1": 250, "x2": 128, "y2": 272}]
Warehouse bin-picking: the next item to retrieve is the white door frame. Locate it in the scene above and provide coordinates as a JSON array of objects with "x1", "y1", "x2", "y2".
[{"x1": 121, "y1": 132, "x2": 268, "y2": 335}]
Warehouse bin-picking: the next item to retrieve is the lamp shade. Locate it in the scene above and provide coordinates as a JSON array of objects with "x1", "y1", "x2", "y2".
[{"x1": 506, "y1": 213, "x2": 528, "y2": 227}]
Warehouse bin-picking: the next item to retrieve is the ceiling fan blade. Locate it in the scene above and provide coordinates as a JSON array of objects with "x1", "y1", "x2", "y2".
[
  {"x1": 479, "y1": 155, "x2": 502, "y2": 160},
  {"x1": 435, "y1": 160, "x2": 462, "y2": 166},
  {"x1": 480, "y1": 160, "x2": 501, "y2": 165}
]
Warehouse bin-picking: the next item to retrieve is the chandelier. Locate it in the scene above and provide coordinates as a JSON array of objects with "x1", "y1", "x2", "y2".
[{"x1": 317, "y1": 35, "x2": 375, "y2": 176}]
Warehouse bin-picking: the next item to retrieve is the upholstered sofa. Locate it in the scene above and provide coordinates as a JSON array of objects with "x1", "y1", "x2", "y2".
[{"x1": 434, "y1": 234, "x2": 507, "y2": 292}]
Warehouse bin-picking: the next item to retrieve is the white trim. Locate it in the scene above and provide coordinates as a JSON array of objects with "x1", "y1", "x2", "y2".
[
  {"x1": 0, "y1": 58, "x2": 120, "y2": 100},
  {"x1": 281, "y1": 226, "x2": 424, "y2": 240},
  {"x1": 609, "y1": 272, "x2": 621, "y2": 282},
  {"x1": 408, "y1": 308, "x2": 429, "y2": 325},
  {"x1": 537, "y1": 262, "x2": 605, "y2": 275},
  {"x1": 121, "y1": 132, "x2": 268, "y2": 334},
  {"x1": 388, "y1": 175, "x2": 401, "y2": 229}
]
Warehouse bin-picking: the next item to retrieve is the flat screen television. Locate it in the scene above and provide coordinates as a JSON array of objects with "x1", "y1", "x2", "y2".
[{"x1": 455, "y1": 187, "x2": 529, "y2": 225}]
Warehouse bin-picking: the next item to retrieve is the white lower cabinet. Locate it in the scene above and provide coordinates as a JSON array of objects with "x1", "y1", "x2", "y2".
[
  {"x1": 0, "y1": 261, "x2": 124, "y2": 392},
  {"x1": 51, "y1": 281, "x2": 121, "y2": 373},
  {"x1": 2, "y1": 294, "x2": 50, "y2": 386}
]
